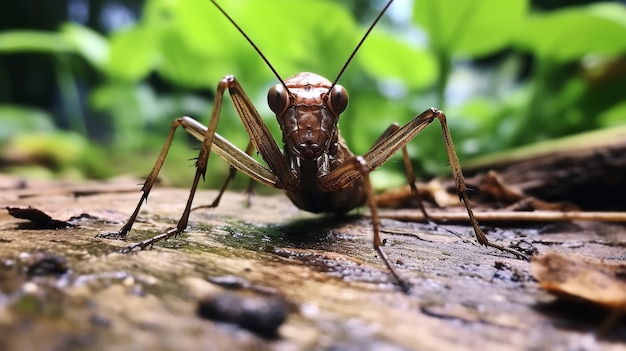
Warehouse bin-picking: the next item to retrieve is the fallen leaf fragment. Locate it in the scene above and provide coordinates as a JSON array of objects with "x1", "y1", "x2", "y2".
[
  {"x1": 5, "y1": 206, "x2": 74, "y2": 229},
  {"x1": 531, "y1": 251, "x2": 626, "y2": 311}
]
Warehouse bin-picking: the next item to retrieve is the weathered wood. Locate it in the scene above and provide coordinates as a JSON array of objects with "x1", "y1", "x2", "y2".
[
  {"x1": 0, "y1": 180, "x2": 625, "y2": 350},
  {"x1": 465, "y1": 126, "x2": 626, "y2": 210}
]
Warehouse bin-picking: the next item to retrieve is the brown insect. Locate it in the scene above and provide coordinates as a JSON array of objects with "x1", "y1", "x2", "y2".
[{"x1": 104, "y1": 0, "x2": 528, "y2": 292}]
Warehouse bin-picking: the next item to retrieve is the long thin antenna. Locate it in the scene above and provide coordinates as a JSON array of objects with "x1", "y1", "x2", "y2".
[
  {"x1": 327, "y1": 0, "x2": 394, "y2": 96},
  {"x1": 210, "y1": 0, "x2": 288, "y2": 91}
]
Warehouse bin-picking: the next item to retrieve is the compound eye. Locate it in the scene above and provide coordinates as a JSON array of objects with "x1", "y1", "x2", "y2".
[
  {"x1": 267, "y1": 84, "x2": 290, "y2": 114},
  {"x1": 327, "y1": 85, "x2": 348, "y2": 115}
]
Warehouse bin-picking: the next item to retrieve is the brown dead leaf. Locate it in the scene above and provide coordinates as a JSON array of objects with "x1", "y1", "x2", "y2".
[
  {"x1": 479, "y1": 170, "x2": 525, "y2": 203},
  {"x1": 480, "y1": 171, "x2": 579, "y2": 212},
  {"x1": 5, "y1": 206, "x2": 74, "y2": 229},
  {"x1": 374, "y1": 170, "x2": 579, "y2": 212},
  {"x1": 531, "y1": 251, "x2": 626, "y2": 311}
]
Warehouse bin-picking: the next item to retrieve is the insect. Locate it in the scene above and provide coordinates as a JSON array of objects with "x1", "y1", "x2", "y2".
[{"x1": 105, "y1": 0, "x2": 528, "y2": 292}]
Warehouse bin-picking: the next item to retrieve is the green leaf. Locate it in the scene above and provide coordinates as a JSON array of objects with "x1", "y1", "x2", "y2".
[
  {"x1": 160, "y1": 0, "x2": 238, "y2": 58},
  {"x1": 358, "y1": 31, "x2": 437, "y2": 90},
  {"x1": 517, "y1": 3, "x2": 626, "y2": 62},
  {"x1": 2, "y1": 132, "x2": 88, "y2": 167},
  {"x1": 0, "y1": 105, "x2": 55, "y2": 141},
  {"x1": 413, "y1": 0, "x2": 528, "y2": 57},
  {"x1": 156, "y1": 27, "x2": 229, "y2": 88},
  {"x1": 61, "y1": 23, "x2": 109, "y2": 70},
  {"x1": 588, "y1": 2, "x2": 626, "y2": 26},
  {"x1": 599, "y1": 101, "x2": 626, "y2": 127},
  {"x1": 0, "y1": 31, "x2": 73, "y2": 53},
  {"x1": 106, "y1": 26, "x2": 157, "y2": 81},
  {"x1": 128, "y1": 0, "x2": 227, "y2": 86},
  {"x1": 155, "y1": 0, "x2": 360, "y2": 84}
]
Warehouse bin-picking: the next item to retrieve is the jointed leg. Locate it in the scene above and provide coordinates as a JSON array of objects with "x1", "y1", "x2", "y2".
[
  {"x1": 192, "y1": 141, "x2": 256, "y2": 211},
  {"x1": 433, "y1": 111, "x2": 529, "y2": 260},
  {"x1": 322, "y1": 108, "x2": 529, "y2": 263},
  {"x1": 102, "y1": 79, "x2": 234, "y2": 245},
  {"x1": 353, "y1": 156, "x2": 411, "y2": 293},
  {"x1": 104, "y1": 76, "x2": 294, "y2": 252},
  {"x1": 101, "y1": 113, "x2": 221, "y2": 248},
  {"x1": 373, "y1": 123, "x2": 431, "y2": 221},
  {"x1": 98, "y1": 117, "x2": 198, "y2": 240},
  {"x1": 370, "y1": 108, "x2": 528, "y2": 260},
  {"x1": 121, "y1": 78, "x2": 229, "y2": 248},
  {"x1": 103, "y1": 78, "x2": 257, "y2": 250}
]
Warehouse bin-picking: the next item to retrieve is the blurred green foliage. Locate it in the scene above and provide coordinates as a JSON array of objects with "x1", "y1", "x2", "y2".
[{"x1": 0, "y1": 0, "x2": 625, "y2": 190}]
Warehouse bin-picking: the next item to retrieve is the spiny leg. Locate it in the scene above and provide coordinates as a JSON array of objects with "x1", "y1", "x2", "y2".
[
  {"x1": 97, "y1": 117, "x2": 193, "y2": 240},
  {"x1": 354, "y1": 156, "x2": 412, "y2": 293},
  {"x1": 372, "y1": 123, "x2": 432, "y2": 222},
  {"x1": 104, "y1": 77, "x2": 234, "y2": 250},
  {"x1": 318, "y1": 154, "x2": 411, "y2": 291},
  {"x1": 432, "y1": 109, "x2": 530, "y2": 260},
  {"x1": 366, "y1": 108, "x2": 529, "y2": 260},
  {"x1": 106, "y1": 75, "x2": 294, "y2": 253},
  {"x1": 101, "y1": 116, "x2": 214, "y2": 249},
  {"x1": 376, "y1": 124, "x2": 471, "y2": 240},
  {"x1": 192, "y1": 141, "x2": 256, "y2": 211},
  {"x1": 323, "y1": 108, "x2": 530, "y2": 261}
]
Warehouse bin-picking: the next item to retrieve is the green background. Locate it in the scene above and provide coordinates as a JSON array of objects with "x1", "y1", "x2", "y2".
[{"x1": 1, "y1": 0, "x2": 625, "y2": 190}]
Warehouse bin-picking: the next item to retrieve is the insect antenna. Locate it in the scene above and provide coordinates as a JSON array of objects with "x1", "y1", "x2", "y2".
[
  {"x1": 209, "y1": 0, "x2": 289, "y2": 91},
  {"x1": 327, "y1": 0, "x2": 394, "y2": 96}
]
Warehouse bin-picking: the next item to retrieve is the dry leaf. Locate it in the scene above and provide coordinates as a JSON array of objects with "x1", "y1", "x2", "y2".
[
  {"x1": 5, "y1": 206, "x2": 74, "y2": 229},
  {"x1": 531, "y1": 251, "x2": 626, "y2": 311}
]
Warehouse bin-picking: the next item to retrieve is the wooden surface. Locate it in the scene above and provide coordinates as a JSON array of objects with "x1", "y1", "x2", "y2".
[{"x1": 0, "y1": 178, "x2": 625, "y2": 351}]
